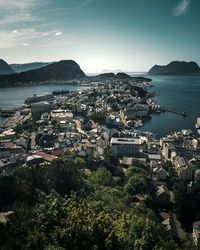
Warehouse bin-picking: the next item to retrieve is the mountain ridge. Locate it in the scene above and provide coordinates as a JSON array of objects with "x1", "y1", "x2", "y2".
[{"x1": 0, "y1": 60, "x2": 85, "y2": 86}]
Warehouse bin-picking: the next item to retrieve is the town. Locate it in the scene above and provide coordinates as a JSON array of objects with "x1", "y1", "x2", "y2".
[{"x1": 1, "y1": 75, "x2": 200, "y2": 248}]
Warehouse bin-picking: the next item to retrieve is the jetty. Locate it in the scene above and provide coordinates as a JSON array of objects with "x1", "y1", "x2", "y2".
[{"x1": 161, "y1": 108, "x2": 187, "y2": 117}]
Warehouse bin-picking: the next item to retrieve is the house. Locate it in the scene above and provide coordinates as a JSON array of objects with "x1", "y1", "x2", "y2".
[
  {"x1": 26, "y1": 155, "x2": 44, "y2": 166},
  {"x1": 173, "y1": 156, "x2": 193, "y2": 181},
  {"x1": 41, "y1": 112, "x2": 50, "y2": 122},
  {"x1": 51, "y1": 149, "x2": 63, "y2": 157},
  {"x1": 155, "y1": 185, "x2": 170, "y2": 206},
  {"x1": 194, "y1": 169, "x2": 200, "y2": 183},
  {"x1": 160, "y1": 212, "x2": 178, "y2": 238},
  {"x1": 0, "y1": 141, "x2": 24, "y2": 159},
  {"x1": 106, "y1": 114, "x2": 123, "y2": 127},
  {"x1": 153, "y1": 167, "x2": 167, "y2": 180},
  {"x1": 0, "y1": 129, "x2": 16, "y2": 140},
  {"x1": 148, "y1": 154, "x2": 162, "y2": 162},
  {"x1": 51, "y1": 109, "x2": 73, "y2": 122},
  {"x1": 193, "y1": 221, "x2": 200, "y2": 247},
  {"x1": 36, "y1": 152, "x2": 57, "y2": 162},
  {"x1": 0, "y1": 211, "x2": 14, "y2": 225},
  {"x1": 162, "y1": 143, "x2": 176, "y2": 160}
]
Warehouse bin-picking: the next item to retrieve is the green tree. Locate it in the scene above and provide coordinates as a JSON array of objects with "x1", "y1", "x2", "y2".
[{"x1": 103, "y1": 147, "x2": 119, "y2": 166}]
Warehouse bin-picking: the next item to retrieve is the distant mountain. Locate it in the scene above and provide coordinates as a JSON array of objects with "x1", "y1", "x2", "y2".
[
  {"x1": 0, "y1": 60, "x2": 86, "y2": 86},
  {"x1": 97, "y1": 73, "x2": 115, "y2": 78},
  {"x1": 10, "y1": 62, "x2": 52, "y2": 73},
  {"x1": 96, "y1": 72, "x2": 131, "y2": 79},
  {"x1": 148, "y1": 61, "x2": 200, "y2": 75},
  {"x1": 115, "y1": 72, "x2": 131, "y2": 79},
  {"x1": 0, "y1": 59, "x2": 15, "y2": 75},
  {"x1": 96, "y1": 72, "x2": 151, "y2": 82}
]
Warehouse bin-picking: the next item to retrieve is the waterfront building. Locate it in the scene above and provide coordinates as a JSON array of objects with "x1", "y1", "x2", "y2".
[{"x1": 125, "y1": 104, "x2": 149, "y2": 120}]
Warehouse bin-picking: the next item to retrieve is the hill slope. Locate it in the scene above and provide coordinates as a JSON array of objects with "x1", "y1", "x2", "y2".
[
  {"x1": 0, "y1": 59, "x2": 15, "y2": 75},
  {"x1": 148, "y1": 61, "x2": 200, "y2": 75},
  {"x1": 0, "y1": 60, "x2": 85, "y2": 85}
]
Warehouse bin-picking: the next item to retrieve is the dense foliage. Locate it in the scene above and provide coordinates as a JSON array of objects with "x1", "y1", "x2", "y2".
[{"x1": 0, "y1": 150, "x2": 196, "y2": 249}]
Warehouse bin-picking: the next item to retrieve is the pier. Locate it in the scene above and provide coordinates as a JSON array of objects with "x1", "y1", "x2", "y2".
[{"x1": 161, "y1": 108, "x2": 187, "y2": 117}]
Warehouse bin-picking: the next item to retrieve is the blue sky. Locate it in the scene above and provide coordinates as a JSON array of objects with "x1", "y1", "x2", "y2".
[{"x1": 0, "y1": 0, "x2": 199, "y2": 72}]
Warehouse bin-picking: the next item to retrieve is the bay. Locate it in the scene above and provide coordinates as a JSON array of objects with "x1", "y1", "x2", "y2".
[{"x1": 139, "y1": 75, "x2": 200, "y2": 138}]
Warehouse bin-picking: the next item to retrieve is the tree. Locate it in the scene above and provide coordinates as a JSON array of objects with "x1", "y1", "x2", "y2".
[
  {"x1": 125, "y1": 174, "x2": 149, "y2": 195},
  {"x1": 103, "y1": 147, "x2": 119, "y2": 166},
  {"x1": 90, "y1": 168, "x2": 113, "y2": 187}
]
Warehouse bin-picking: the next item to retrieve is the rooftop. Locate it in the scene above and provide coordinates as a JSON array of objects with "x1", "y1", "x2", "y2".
[{"x1": 110, "y1": 137, "x2": 143, "y2": 145}]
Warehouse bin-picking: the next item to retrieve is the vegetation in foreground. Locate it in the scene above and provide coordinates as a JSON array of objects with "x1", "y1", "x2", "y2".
[{"x1": 0, "y1": 148, "x2": 196, "y2": 249}]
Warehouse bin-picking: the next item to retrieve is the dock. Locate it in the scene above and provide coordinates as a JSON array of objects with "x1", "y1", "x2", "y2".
[{"x1": 161, "y1": 108, "x2": 187, "y2": 117}]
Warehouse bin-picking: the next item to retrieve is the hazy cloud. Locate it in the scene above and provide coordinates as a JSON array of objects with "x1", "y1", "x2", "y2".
[
  {"x1": 0, "y1": 28, "x2": 73, "y2": 49},
  {"x1": 0, "y1": 0, "x2": 35, "y2": 9},
  {"x1": 173, "y1": 0, "x2": 191, "y2": 16},
  {"x1": 0, "y1": 0, "x2": 42, "y2": 24},
  {"x1": 55, "y1": 32, "x2": 62, "y2": 36},
  {"x1": 0, "y1": 28, "x2": 44, "y2": 48},
  {"x1": 23, "y1": 43, "x2": 30, "y2": 47}
]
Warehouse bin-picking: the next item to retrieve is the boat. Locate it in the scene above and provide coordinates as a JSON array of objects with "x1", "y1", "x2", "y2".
[
  {"x1": 24, "y1": 93, "x2": 54, "y2": 104},
  {"x1": 52, "y1": 90, "x2": 69, "y2": 95},
  {"x1": 195, "y1": 117, "x2": 200, "y2": 129}
]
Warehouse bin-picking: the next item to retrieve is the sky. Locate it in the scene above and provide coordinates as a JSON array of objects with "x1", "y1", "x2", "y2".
[{"x1": 0, "y1": 0, "x2": 200, "y2": 72}]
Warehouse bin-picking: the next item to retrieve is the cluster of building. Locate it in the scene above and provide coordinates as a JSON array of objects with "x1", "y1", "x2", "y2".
[{"x1": 1, "y1": 75, "x2": 200, "y2": 246}]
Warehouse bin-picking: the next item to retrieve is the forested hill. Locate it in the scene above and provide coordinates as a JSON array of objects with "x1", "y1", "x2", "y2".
[{"x1": 0, "y1": 60, "x2": 86, "y2": 86}]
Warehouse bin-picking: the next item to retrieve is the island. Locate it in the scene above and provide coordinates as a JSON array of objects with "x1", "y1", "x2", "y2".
[{"x1": 148, "y1": 61, "x2": 200, "y2": 75}]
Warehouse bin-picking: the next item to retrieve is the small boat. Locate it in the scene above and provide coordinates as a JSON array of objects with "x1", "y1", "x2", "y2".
[{"x1": 195, "y1": 124, "x2": 200, "y2": 129}]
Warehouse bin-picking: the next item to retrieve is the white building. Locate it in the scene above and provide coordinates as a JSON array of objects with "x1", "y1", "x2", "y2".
[{"x1": 110, "y1": 137, "x2": 143, "y2": 157}]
